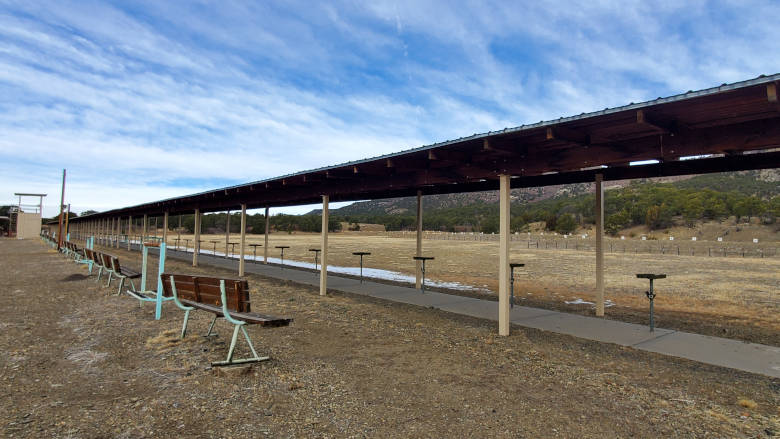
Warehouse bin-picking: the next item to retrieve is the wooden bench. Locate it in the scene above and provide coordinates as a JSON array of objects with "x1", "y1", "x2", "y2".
[
  {"x1": 108, "y1": 255, "x2": 141, "y2": 296},
  {"x1": 84, "y1": 248, "x2": 102, "y2": 276},
  {"x1": 86, "y1": 249, "x2": 111, "y2": 284},
  {"x1": 61, "y1": 241, "x2": 73, "y2": 257},
  {"x1": 69, "y1": 242, "x2": 86, "y2": 263},
  {"x1": 62, "y1": 241, "x2": 78, "y2": 258},
  {"x1": 161, "y1": 273, "x2": 292, "y2": 367},
  {"x1": 100, "y1": 253, "x2": 116, "y2": 287},
  {"x1": 68, "y1": 242, "x2": 91, "y2": 266}
]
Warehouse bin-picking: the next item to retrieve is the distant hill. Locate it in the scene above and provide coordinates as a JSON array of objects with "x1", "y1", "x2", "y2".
[
  {"x1": 317, "y1": 170, "x2": 778, "y2": 215},
  {"x1": 309, "y1": 170, "x2": 780, "y2": 235}
]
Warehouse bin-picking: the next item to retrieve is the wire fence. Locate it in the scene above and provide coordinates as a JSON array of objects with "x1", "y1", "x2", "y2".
[{"x1": 385, "y1": 231, "x2": 779, "y2": 259}]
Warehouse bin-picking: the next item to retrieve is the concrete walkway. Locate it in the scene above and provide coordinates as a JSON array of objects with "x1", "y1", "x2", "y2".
[{"x1": 160, "y1": 247, "x2": 780, "y2": 378}]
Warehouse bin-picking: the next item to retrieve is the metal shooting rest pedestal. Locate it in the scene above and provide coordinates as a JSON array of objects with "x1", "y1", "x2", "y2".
[
  {"x1": 352, "y1": 252, "x2": 371, "y2": 283},
  {"x1": 249, "y1": 244, "x2": 262, "y2": 263},
  {"x1": 227, "y1": 242, "x2": 239, "y2": 259},
  {"x1": 412, "y1": 256, "x2": 434, "y2": 293},
  {"x1": 275, "y1": 246, "x2": 290, "y2": 268},
  {"x1": 309, "y1": 248, "x2": 321, "y2": 273},
  {"x1": 509, "y1": 263, "x2": 525, "y2": 308},
  {"x1": 636, "y1": 273, "x2": 666, "y2": 332}
]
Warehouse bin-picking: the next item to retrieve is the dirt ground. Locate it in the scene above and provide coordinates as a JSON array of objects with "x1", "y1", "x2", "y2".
[
  {"x1": 161, "y1": 232, "x2": 780, "y2": 346},
  {"x1": 1, "y1": 239, "x2": 778, "y2": 437}
]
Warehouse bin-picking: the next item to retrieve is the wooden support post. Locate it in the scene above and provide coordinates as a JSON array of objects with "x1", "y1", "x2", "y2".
[
  {"x1": 239, "y1": 204, "x2": 247, "y2": 276},
  {"x1": 225, "y1": 209, "x2": 230, "y2": 257},
  {"x1": 114, "y1": 217, "x2": 119, "y2": 248},
  {"x1": 595, "y1": 173, "x2": 605, "y2": 317},
  {"x1": 142, "y1": 214, "x2": 148, "y2": 241},
  {"x1": 263, "y1": 207, "x2": 270, "y2": 264},
  {"x1": 415, "y1": 190, "x2": 423, "y2": 289},
  {"x1": 320, "y1": 196, "x2": 329, "y2": 296},
  {"x1": 498, "y1": 174, "x2": 511, "y2": 336},
  {"x1": 127, "y1": 216, "x2": 132, "y2": 250},
  {"x1": 163, "y1": 211, "x2": 169, "y2": 245},
  {"x1": 193, "y1": 208, "x2": 201, "y2": 267}
]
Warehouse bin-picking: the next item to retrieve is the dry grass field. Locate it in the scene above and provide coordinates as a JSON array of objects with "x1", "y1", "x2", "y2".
[{"x1": 158, "y1": 231, "x2": 780, "y2": 345}]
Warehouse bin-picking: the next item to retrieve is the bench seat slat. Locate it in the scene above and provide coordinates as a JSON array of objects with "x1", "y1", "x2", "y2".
[
  {"x1": 110, "y1": 256, "x2": 141, "y2": 279},
  {"x1": 121, "y1": 268, "x2": 141, "y2": 278},
  {"x1": 180, "y1": 299, "x2": 291, "y2": 326}
]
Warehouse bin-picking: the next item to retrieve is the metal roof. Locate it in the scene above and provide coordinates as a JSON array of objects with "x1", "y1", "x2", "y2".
[{"x1": 72, "y1": 73, "x2": 780, "y2": 221}]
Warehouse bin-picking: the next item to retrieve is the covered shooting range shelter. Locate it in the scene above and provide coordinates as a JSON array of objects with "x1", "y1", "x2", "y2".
[{"x1": 69, "y1": 74, "x2": 780, "y2": 336}]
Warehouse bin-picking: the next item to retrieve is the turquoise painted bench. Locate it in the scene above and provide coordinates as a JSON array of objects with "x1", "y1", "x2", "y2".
[{"x1": 161, "y1": 273, "x2": 292, "y2": 367}]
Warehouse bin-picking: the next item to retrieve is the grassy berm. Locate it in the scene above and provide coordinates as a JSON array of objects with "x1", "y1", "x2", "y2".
[{"x1": 1, "y1": 239, "x2": 778, "y2": 438}]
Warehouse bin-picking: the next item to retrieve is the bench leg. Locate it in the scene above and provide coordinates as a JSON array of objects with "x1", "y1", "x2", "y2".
[
  {"x1": 204, "y1": 315, "x2": 219, "y2": 337},
  {"x1": 96, "y1": 267, "x2": 103, "y2": 282},
  {"x1": 180, "y1": 309, "x2": 191, "y2": 339},
  {"x1": 117, "y1": 277, "x2": 124, "y2": 296},
  {"x1": 211, "y1": 324, "x2": 269, "y2": 367},
  {"x1": 240, "y1": 325, "x2": 261, "y2": 360},
  {"x1": 106, "y1": 272, "x2": 113, "y2": 288},
  {"x1": 124, "y1": 280, "x2": 143, "y2": 307}
]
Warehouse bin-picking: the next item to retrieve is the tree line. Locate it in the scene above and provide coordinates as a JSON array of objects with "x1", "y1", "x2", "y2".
[
  {"x1": 331, "y1": 178, "x2": 780, "y2": 235},
  {"x1": 172, "y1": 212, "x2": 341, "y2": 234}
]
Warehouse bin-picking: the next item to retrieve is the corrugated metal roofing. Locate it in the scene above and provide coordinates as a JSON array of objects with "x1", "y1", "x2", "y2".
[{"x1": 72, "y1": 73, "x2": 780, "y2": 220}]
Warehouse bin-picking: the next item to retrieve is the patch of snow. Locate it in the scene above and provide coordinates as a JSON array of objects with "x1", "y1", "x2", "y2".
[{"x1": 564, "y1": 298, "x2": 615, "y2": 308}]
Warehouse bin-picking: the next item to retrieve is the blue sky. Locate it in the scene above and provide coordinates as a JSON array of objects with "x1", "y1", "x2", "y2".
[{"x1": 1, "y1": 0, "x2": 778, "y2": 217}]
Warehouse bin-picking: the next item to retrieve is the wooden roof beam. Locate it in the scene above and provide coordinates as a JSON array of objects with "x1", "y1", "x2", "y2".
[
  {"x1": 482, "y1": 138, "x2": 523, "y2": 155},
  {"x1": 413, "y1": 168, "x2": 466, "y2": 186},
  {"x1": 325, "y1": 169, "x2": 359, "y2": 180},
  {"x1": 428, "y1": 148, "x2": 472, "y2": 164},
  {"x1": 636, "y1": 109, "x2": 677, "y2": 134},
  {"x1": 768, "y1": 82, "x2": 779, "y2": 111},
  {"x1": 450, "y1": 163, "x2": 498, "y2": 179},
  {"x1": 546, "y1": 127, "x2": 590, "y2": 146},
  {"x1": 302, "y1": 174, "x2": 325, "y2": 183}
]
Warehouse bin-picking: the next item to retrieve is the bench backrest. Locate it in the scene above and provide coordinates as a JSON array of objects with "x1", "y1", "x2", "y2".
[
  {"x1": 101, "y1": 253, "x2": 113, "y2": 271},
  {"x1": 84, "y1": 248, "x2": 95, "y2": 262},
  {"x1": 90, "y1": 250, "x2": 103, "y2": 267},
  {"x1": 161, "y1": 273, "x2": 251, "y2": 313},
  {"x1": 110, "y1": 256, "x2": 123, "y2": 275}
]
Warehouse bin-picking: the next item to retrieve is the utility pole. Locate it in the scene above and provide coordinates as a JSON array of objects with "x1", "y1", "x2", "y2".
[{"x1": 57, "y1": 169, "x2": 66, "y2": 249}]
